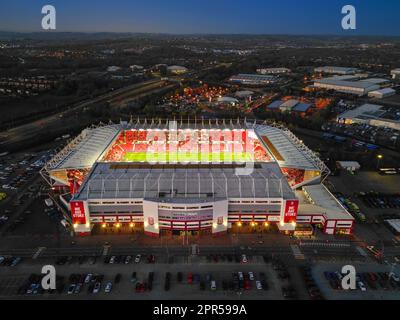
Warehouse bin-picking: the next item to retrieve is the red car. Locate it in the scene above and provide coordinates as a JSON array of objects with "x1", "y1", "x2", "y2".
[
  {"x1": 244, "y1": 280, "x2": 251, "y2": 290},
  {"x1": 187, "y1": 273, "x2": 193, "y2": 284},
  {"x1": 135, "y1": 283, "x2": 145, "y2": 293}
]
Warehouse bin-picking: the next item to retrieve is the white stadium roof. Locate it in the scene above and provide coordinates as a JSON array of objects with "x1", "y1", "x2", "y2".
[
  {"x1": 301, "y1": 184, "x2": 354, "y2": 220},
  {"x1": 254, "y1": 124, "x2": 324, "y2": 171},
  {"x1": 47, "y1": 125, "x2": 120, "y2": 170},
  {"x1": 75, "y1": 162, "x2": 295, "y2": 201}
]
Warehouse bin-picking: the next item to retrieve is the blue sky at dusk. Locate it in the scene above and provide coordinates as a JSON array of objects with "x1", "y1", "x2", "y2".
[{"x1": 0, "y1": 0, "x2": 399, "y2": 35}]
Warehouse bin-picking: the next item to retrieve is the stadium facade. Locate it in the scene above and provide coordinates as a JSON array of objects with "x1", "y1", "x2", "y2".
[{"x1": 41, "y1": 119, "x2": 354, "y2": 237}]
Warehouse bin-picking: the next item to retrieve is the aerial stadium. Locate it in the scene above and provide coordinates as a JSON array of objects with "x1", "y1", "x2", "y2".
[{"x1": 41, "y1": 119, "x2": 355, "y2": 237}]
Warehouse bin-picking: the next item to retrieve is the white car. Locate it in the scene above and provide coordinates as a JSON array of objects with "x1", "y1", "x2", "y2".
[
  {"x1": 105, "y1": 282, "x2": 113, "y2": 293},
  {"x1": 109, "y1": 256, "x2": 116, "y2": 264},
  {"x1": 84, "y1": 274, "x2": 93, "y2": 284},
  {"x1": 256, "y1": 281, "x2": 263, "y2": 290},
  {"x1": 390, "y1": 273, "x2": 400, "y2": 282},
  {"x1": 67, "y1": 284, "x2": 76, "y2": 294},
  {"x1": 241, "y1": 255, "x2": 248, "y2": 264},
  {"x1": 248, "y1": 272, "x2": 255, "y2": 281},
  {"x1": 125, "y1": 256, "x2": 132, "y2": 264},
  {"x1": 210, "y1": 281, "x2": 217, "y2": 291},
  {"x1": 238, "y1": 272, "x2": 244, "y2": 281},
  {"x1": 358, "y1": 281, "x2": 367, "y2": 292},
  {"x1": 134, "y1": 254, "x2": 141, "y2": 263},
  {"x1": 93, "y1": 282, "x2": 101, "y2": 294}
]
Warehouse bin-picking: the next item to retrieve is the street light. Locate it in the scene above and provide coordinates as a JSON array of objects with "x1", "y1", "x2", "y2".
[{"x1": 377, "y1": 154, "x2": 383, "y2": 169}]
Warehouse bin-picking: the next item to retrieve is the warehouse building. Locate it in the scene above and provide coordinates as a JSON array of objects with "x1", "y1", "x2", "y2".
[
  {"x1": 337, "y1": 104, "x2": 400, "y2": 131},
  {"x1": 368, "y1": 88, "x2": 396, "y2": 99},
  {"x1": 257, "y1": 68, "x2": 291, "y2": 75},
  {"x1": 313, "y1": 76, "x2": 380, "y2": 96},
  {"x1": 229, "y1": 74, "x2": 275, "y2": 85},
  {"x1": 314, "y1": 66, "x2": 359, "y2": 75},
  {"x1": 391, "y1": 69, "x2": 400, "y2": 80}
]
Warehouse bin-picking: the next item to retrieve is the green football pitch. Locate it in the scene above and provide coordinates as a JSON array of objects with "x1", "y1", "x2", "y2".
[{"x1": 123, "y1": 152, "x2": 254, "y2": 163}]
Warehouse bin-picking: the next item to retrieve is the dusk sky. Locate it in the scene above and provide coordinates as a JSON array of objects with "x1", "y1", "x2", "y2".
[{"x1": 0, "y1": 0, "x2": 399, "y2": 35}]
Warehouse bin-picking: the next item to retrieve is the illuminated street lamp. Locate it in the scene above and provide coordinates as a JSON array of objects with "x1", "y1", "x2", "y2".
[
  {"x1": 115, "y1": 223, "x2": 121, "y2": 229},
  {"x1": 377, "y1": 154, "x2": 383, "y2": 169},
  {"x1": 101, "y1": 223, "x2": 107, "y2": 229},
  {"x1": 129, "y1": 222, "x2": 135, "y2": 228},
  {"x1": 264, "y1": 222, "x2": 269, "y2": 228},
  {"x1": 237, "y1": 222, "x2": 242, "y2": 227}
]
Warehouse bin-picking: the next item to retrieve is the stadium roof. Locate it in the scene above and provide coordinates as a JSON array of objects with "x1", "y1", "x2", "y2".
[
  {"x1": 47, "y1": 125, "x2": 120, "y2": 170},
  {"x1": 301, "y1": 185, "x2": 354, "y2": 220},
  {"x1": 75, "y1": 162, "x2": 295, "y2": 201},
  {"x1": 254, "y1": 125, "x2": 321, "y2": 170}
]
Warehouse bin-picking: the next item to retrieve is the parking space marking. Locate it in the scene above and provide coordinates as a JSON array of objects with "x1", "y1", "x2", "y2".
[
  {"x1": 102, "y1": 245, "x2": 111, "y2": 256},
  {"x1": 290, "y1": 245, "x2": 305, "y2": 260},
  {"x1": 32, "y1": 246, "x2": 46, "y2": 259}
]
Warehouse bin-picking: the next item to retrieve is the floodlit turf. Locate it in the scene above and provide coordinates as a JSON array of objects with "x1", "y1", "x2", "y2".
[{"x1": 123, "y1": 152, "x2": 254, "y2": 163}]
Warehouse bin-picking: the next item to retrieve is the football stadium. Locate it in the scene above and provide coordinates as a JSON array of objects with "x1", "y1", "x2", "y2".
[{"x1": 41, "y1": 119, "x2": 355, "y2": 237}]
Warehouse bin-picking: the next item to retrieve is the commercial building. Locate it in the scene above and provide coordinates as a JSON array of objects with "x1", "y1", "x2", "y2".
[
  {"x1": 167, "y1": 65, "x2": 188, "y2": 75},
  {"x1": 41, "y1": 119, "x2": 355, "y2": 237},
  {"x1": 257, "y1": 68, "x2": 291, "y2": 75},
  {"x1": 368, "y1": 88, "x2": 396, "y2": 99},
  {"x1": 314, "y1": 66, "x2": 359, "y2": 75},
  {"x1": 337, "y1": 104, "x2": 400, "y2": 131},
  {"x1": 313, "y1": 76, "x2": 380, "y2": 96},
  {"x1": 391, "y1": 69, "x2": 400, "y2": 80},
  {"x1": 279, "y1": 100, "x2": 299, "y2": 112},
  {"x1": 229, "y1": 74, "x2": 275, "y2": 86}
]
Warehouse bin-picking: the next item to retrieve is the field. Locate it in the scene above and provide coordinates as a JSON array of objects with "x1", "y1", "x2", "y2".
[{"x1": 123, "y1": 152, "x2": 254, "y2": 163}]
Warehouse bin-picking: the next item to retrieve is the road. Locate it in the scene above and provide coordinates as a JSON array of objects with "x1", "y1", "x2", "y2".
[{"x1": 0, "y1": 79, "x2": 168, "y2": 150}]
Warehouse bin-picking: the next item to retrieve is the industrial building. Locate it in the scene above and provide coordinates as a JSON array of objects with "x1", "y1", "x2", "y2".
[
  {"x1": 41, "y1": 119, "x2": 354, "y2": 237},
  {"x1": 167, "y1": 65, "x2": 188, "y2": 75},
  {"x1": 337, "y1": 104, "x2": 400, "y2": 131},
  {"x1": 314, "y1": 66, "x2": 359, "y2": 75},
  {"x1": 313, "y1": 76, "x2": 380, "y2": 96},
  {"x1": 229, "y1": 74, "x2": 275, "y2": 85},
  {"x1": 257, "y1": 68, "x2": 291, "y2": 75},
  {"x1": 368, "y1": 88, "x2": 396, "y2": 99},
  {"x1": 391, "y1": 69, "x2": 400, "y2": 80}
]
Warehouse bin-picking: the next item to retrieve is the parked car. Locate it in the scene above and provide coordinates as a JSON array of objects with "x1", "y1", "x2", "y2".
[
  {"x1": 93, "y1": 282, "x2": 101, "y2": 294},
  {"x1": 105, "y1": 282, "x2": 113, "y2": 293},
  {"x1": 210, "y1": 281, "x2": 217, "y2": 291},
  {"x1": 134, "y1": 254, "x2": 141, "y2": 263}
]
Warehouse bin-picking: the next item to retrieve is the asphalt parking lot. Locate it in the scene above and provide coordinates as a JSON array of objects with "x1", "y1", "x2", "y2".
[
  {"x1": 312, "y1": 262, "x2": 400, "y2": 300},
  {"x1": 0, "y1": 252, "x2": 311, "y2": 300}
]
